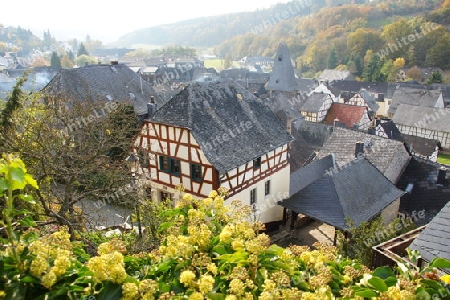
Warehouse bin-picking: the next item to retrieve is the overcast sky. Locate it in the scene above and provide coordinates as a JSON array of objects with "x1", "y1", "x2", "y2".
[{"x1": 2, "y1": 0, "x2": 290, "y2": 43}]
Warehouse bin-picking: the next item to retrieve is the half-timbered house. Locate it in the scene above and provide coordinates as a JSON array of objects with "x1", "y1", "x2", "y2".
[
  {"x1": 300, "y1": 92, "x2": 333, "y2": 123},
  {"x1": 135, "y1": 82, "x2": 293, "y2": 224}
]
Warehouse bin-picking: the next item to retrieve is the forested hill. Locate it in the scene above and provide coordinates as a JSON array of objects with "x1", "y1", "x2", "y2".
[
  {"x1": 113, "y1": 0, "x2": 442, "y2": 48},
  {"x1": 113, "y1": 0, "x2": 355, "y2": 47},
  {"x1": 215, "y1": 0, "x2": 450, "y2": 78}
]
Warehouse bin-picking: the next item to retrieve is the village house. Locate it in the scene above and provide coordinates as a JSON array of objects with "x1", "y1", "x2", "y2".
[
  {"x1": 347, "y1": 88, "x2": 379, "y2": 117},
  {"x1": 299, "y1": 92, "x2": 333, "y2": 123},
  {"x1": 134, "y1": 82, "x2": 293, "y2": 225},
  {"x1": 324, "y1": 102, "x2": 372, "y2": 130},
  {"x1": 388, "y1": 87, "x2": 444, "y2": 117},
  {"x1": 375, "y1": 120, "x2": 440, "y2": 162},
  {"x1": 279, "y1": 156, "x2": 405, "y2": 241},
  {"x1": 316, "y1": 127, "x2": 411, "y2": 184},
  {"x1": 392, "y1": 104, "x2": 450, "y2": 149},
  {"x1": 42, "y1": 62, "x2": 164, "y2": 121}
]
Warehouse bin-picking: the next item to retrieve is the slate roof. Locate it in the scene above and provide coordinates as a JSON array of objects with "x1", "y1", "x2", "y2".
[
  {"x1": 409, "y1": 201, "x2": 450, "y2": 262},
  {"x1": 280, "y1": 158, "x2": 405, "y2": 230},
  {"x1": 330, "y1": 80, "x2": 388, "y2": 97},
  {"x1": 318, "y1": 70, "x2": 355, "y2": 83},
  {"x1": 265, "y1": 43, "x2": 298, "y2": 92},
  {"x1": 397, "y1": 156, "x2": 450, "y2": 226},
  {"x1": 42, "y1": 64, "x2": 164, "y2": 116},
  {"x1": 359, "y1": 88, "x2": 379, "y2": 112},
  {"x1": 289, "y1": 154, "x2": 335, "y2": 196},
  {"x1": 300, "y1": 93, "x2": 331, "y2": 113},
  {"x1": 392, "y1": 104, "x2": 450, "y2": 132},
  {"x1": 378, "y1": 120, "x2": 402, "y2": 139},
  {"x1": 149, "y1": 82, "x2": 293, "y2": 174},
  {"x1": 264, "y1": 90, "x2": 305, "y2": 121},
  {"x1": 324, "y1": 103, "x2": 368, "y2": 128},
  {"x1": 317, "y1": 127, "x2": 411, "y2": 183},
  {"x1": 289, "y1": 120, "x2": 334, "y2": 172},
  {"x1": 388, "y1": 87, "x2": 443, "y2": 115},
  {"x1": 378, "y1": 120, "x2": 439, "y2": 157}
]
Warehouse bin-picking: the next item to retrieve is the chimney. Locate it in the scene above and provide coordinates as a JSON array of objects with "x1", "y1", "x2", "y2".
[
  {"x1": 355, "y1": 142, "x2": 364, "y2": 159},
  {"x1": 437, "y1": 167, "x2": 447, "y2": 185},
  {"x1": 147, "y1": 96, "x2": 157, "y2": 119}
]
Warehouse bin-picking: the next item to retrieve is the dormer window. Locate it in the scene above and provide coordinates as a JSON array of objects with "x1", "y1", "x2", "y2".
[
  {"x1": 253, "y1": 157, "x2": 261, "y2": 169},
  {"x1": 278, "y1": 57, "x2": 282, "y2": 61}
]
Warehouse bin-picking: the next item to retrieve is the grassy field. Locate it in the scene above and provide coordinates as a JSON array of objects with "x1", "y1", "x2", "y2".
[
  {"x1": 203, "y1": 59, "x2": 238, "y2": 71},
  {"x1": 437, "y1": 153, "x2": 450, "y2": 165}
]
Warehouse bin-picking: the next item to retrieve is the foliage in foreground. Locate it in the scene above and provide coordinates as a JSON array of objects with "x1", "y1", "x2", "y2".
[{"x1": 1, "y1": 154, "x2": 450, "y2": 299}]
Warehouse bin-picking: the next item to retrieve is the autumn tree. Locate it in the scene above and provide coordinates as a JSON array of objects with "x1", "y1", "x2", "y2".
[
  {"x1": 406, "y1": 67, "x2": 422, "y2": 82},
  {"x1": 60, "y1": 54, "x2": 74, "y2": 69},
  {"x1": 0, "y1": 80, "x2": 141, "y2": 235}
]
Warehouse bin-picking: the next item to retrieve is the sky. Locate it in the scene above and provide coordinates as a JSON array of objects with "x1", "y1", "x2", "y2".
[{"x1": 2, "y1": 0, "x2": 290, "y2": 44}]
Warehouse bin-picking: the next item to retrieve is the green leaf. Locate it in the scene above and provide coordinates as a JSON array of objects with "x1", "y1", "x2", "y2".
[
  {"x1": 19, "y1": 216, "x2": 36, "y2": 227},
  {"x1": 20, "y1": 275, "x2": 39, "y2": 283},
  {"x1": 429, "y1": 258, "x2": 450, "y2": 269},
  {"x1": 0, "y1": 178, "x2": 8, "y2": 193},
  {"x1": 352, "y1": 287, "x2": 378, "y2": 298},
  {"x1": 368, "y1": 277, "x2": 388, "y2": 292},
  {"x1": 24, "y1": 173, "x2": 38, "y2": 189},
  {"x1": 207, "y1": 292, "x2": 226, "y2": 300},
  {"x1": 19, "y1": 194, "x2": 36, "y2": 204},
  {"x1": 384, "y1": 276, "x2": 398, "y2": 287},
  {"x1": 421, "y1": 279, "x2": 445, "y2": 290},
  {"x1": 98, "y1": 281, "x2": 122, "y2": 300},
  {"x1": 373, "y1": 266, "x2": 396, "y2": 279}
]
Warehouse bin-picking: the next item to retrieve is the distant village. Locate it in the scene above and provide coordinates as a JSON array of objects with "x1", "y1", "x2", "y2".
[{"x1": 1, "y1": 42, "x2": 450, "y2": 273}]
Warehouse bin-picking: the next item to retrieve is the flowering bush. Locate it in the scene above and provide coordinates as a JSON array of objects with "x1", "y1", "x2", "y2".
[{"x1": 1, "y1": 154, "x2": 450, "y2": 299}]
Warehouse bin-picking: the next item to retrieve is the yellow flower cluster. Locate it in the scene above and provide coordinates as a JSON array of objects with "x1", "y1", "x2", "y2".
[
  {"x1": 27, "y1": 227, "x2": 73, "y2": 288},
  {"x1": 87, "y1": 241, "x2": 127, "y2": 284},
  {"x1": 120, "y1": 279, "x2": 159, "y2": 300},
  {"x1": 377, "y1": 286, "x2": 415, "y2": 300}
]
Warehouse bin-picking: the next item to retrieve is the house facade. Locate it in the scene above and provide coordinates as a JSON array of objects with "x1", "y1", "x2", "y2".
[
  {"x1": 135, "y1": 82, "x2": 293, "y2": 224},
  {"x1": 300, "y1": 93, "x2": 333, "y2": 123},
  {"x1": 392, "y1": 104, "x2": 450, "y2": 149}
]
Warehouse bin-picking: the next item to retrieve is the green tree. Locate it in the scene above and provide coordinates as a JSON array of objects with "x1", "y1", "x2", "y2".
[
  {"x1": 426, "y1": 70, "x2": 444, "y2": 84},
  {"x1": 337, "y1": 216, "x2": 416, "y2": 266},
  {"x1": 327, "y1": 45, "x2": 338, "y2": 69},
  {"x1": 362, "y1": 52, "x2": 383, "y2": 82},
  {"x1": 74, "y1": 54, "x2": 97, "y2": 67},
  {"x1": 77, "y1": 42, "x2": 89, "y2": 56},
  {"x1": 0, "y1": 76, "x2": 27, "y2": 134},
  {"x1": 50, "y1": 51, "x2": 61, "y2": 69}
]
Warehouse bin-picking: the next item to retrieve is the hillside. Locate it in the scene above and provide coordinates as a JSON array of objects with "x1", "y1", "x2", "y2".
[
  {"x1": 214, "y1": 0, "x2": 449, "y2": 77},
  {"x1": 113, "y1": 0, "x2": 442, "y2": 49},
  {"x1": 112, "y1": 0, "x2": 351, "y2": 48}
]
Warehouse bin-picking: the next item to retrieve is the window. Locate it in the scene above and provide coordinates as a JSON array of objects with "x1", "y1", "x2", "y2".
[
  {"x1": 250, "y1": 188, "x2": 257, "y2": 205},
  {"x1": 159, "y1": 156, "x2": 170, "y2": 172},
  {"x1": 191, "y1": 164, "x2": 202, "y2": 182},
  {"x1": 253, "y1": 157, "x2": 261, "y2": 169},
  {"x1": 170, "y1": 159, "x2": 180, "y2": 175},
  {"x1": 265, "y1": 180, "x2": 270, "y2": 196},
  {"x1": 159, "y1": 156, "x2": 181, "y2": 176}
]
